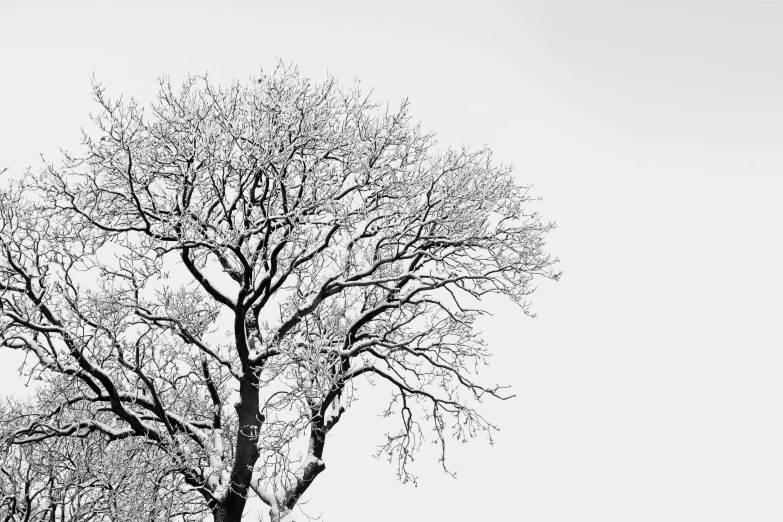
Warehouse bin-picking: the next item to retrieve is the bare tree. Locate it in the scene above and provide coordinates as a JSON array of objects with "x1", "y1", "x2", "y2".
[
  {"x1": 0, "y1": 398, "x2": 206, "y2": 521},
  {"x1": 0, "y1": 64, "x2": 559, "y2": 522}
]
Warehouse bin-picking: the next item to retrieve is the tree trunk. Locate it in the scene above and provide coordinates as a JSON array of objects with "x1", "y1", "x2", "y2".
[
  {"x1": 211, "y1": 365, "x2": 262, "y2": 522},
  {"x1": 212, "y1": 500, "x2": 247, "y2": 522},
  {"x1": 213, "y1": 502, "x2": 286, "y2": 522}
]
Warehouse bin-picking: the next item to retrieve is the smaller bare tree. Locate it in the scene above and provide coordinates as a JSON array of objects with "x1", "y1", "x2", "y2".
[{"x1": 1, "y1": 397, "x2": 207, "y2": 521}]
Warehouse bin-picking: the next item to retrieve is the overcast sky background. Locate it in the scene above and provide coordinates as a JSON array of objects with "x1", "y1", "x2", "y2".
[{"x1": 2, "y1": 1, "x2": 782, "y2": 520}]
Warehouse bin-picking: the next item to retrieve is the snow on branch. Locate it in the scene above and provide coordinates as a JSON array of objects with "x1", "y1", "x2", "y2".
[{"x1": 0, "y1": 63, "x2": 558, "y2": 522}]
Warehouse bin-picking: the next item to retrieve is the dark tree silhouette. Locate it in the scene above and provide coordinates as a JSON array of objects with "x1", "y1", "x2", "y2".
[{"x1": 0, "y1": 64, "x2": 558, "y2": 521}]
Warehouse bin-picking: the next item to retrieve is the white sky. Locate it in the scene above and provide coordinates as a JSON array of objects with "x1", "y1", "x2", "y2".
[{"x1": 2, "y1": 0, "x2": 782, "y2": 520}]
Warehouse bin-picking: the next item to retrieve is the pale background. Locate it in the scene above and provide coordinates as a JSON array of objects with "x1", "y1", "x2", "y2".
[{"x1": 2, "y1": 0, "x2": 782, "y2": 520}]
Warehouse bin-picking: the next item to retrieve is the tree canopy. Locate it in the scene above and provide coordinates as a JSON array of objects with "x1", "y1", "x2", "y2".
[{"x1": 0, "y1": 65, "x2": 558, "y2": 522}]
